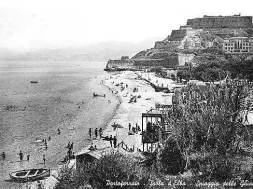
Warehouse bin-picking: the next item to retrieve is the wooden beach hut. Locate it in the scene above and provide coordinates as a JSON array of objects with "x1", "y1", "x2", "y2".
[
  {"x1": 141, "y1": 109, "x2": 165, "y2": 152},
  {"x1": 76, "y1": 147, "x2": 111, "y2": 171}
]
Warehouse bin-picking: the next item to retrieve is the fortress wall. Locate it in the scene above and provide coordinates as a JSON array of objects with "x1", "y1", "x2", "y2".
[
  {"x1": 106, "y1": 59, "x2": 134, "y2": 69},
  {"x1": 187, "y1": 16, "x2": 252, "y2": 29},
  {"x1": 170, "y1": 29, "x2": 187, "y2": 41}
]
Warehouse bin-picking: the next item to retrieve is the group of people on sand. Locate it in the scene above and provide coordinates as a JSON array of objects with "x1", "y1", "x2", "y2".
[
  {"x1": 89, "y1": 128, "x2": 103, "y2": 139},
  {"x1": 128, "y1": 123, "x2": 141, "y2": 134},
  {"x1": 16, "y1": 150, "x2": 46, "y2": 164},
  {"x1": 64, "y1": 142, "x2": 75, "y2": 162}
]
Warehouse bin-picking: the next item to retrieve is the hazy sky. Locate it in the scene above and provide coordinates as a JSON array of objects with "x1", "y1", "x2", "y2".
[{"x1": 0, "y1": 0, "x2": 252, "y2": 51}]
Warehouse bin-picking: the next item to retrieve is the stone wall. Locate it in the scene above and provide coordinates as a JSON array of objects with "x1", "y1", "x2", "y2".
[
  {"x1": 187, "y1": 16, "x2": 253, "y2": 29},
  {"x1": 170, "y1": 29, "x2": 187, "y2": 41},
  {"x1": 106, "y1": 59, "x2": 134, "y2": 69}
]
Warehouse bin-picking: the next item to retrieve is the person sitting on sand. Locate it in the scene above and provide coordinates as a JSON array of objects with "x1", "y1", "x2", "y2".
[{"x1": 88, "y1": 143, "x2": 95, "y2": 151}]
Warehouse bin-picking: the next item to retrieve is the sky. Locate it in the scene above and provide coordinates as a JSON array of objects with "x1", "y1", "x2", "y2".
[{"x1": 0, "y1": 0, "x2": 253, "y2": 51}]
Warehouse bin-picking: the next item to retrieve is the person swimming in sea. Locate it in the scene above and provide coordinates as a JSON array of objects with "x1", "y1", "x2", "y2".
[{"x1": 1, "y1": 152, "x2": 5, "y2": 159}]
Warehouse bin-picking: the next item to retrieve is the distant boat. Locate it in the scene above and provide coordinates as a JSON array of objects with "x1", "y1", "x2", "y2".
[
  {"x1": 30, "y1": 81, "x2": 38, "y2": 84},
  {"x1": 9, "y1": 169, "x2": 50, "y2": 181}
]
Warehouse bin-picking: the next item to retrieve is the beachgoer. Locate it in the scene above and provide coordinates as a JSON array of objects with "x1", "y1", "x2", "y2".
[
  {"x1": 45, "y1": 143, "x2": 48, "y2": 150},
  {"x1": 18, "y1": 150, "x2": 24, "y2": 161},
  {"x1": 128, "y1": 123, "x2": 131, "y2": 131},
  {"x1": 48, "y1": 136, "x2": 51, "y2": 141},
  {"x1": 57, "y1": 128, "x2": 61, "y2": 135},
  {"x1": 99, "y1": 128, "x2": 103, "y2": 138},
  {"x1": 70, "y1": 142, "x2": 73, "y2": 150},
  {"x1": 43, "y1": 155, "x2": 46, "y2": 164},
  {"x1": 95, "y1": 128, "x2": 98, "y2": 138},
  {"x1": 1, "y1": 152, "x2": 5, "y2": 159},
  {"x1": 67, "y1": 142, "x2": 70, "y2": 149},
  {"x1": 109, "y1": 135, "x2": 113, "y2": 147},
  {"x1": 132, "y1": 127, "x2": 136, "y2": 133},
  {"x1": 89, "y1": 128, "x2": 92, "y2": 139},
  {"x1": 88, "y1": 143, "x2": 95, "y2": 151},
  {"x1": 113, "y1": 136, "x2": 117, "y2": 148},
  {"x1": 71, "y1": 152, "x2": 75, "y2": 159},
  {"x1": 67, "y1": 149, "x2": 72, "y2": 159},
  {"x1": 37, "y1": 181, "x2": 43, "y2": 189},
  {"x1": 27, "y1": 155, "x2": 30, "y2": 162},
  {"x1": 94, "y1": 145, "x2": 97, "y2": 150}
]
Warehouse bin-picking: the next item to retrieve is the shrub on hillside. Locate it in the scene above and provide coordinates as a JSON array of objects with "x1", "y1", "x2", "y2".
[{"x1": 55, "y1": 152, "x2": 152, "y2": 189}]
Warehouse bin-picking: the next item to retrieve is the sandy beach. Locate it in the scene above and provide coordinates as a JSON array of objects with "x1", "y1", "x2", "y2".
[{"x1": 24, "y1": 70, "x2": 175, "y2": 189}]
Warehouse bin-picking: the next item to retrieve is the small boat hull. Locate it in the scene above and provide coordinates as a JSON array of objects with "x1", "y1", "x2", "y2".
[{"x1": 9, "y1": 169, "x2": 50, "y2": 181}]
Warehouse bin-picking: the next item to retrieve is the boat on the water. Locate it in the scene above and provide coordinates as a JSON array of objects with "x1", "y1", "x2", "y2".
[
  {"x1": 9, "y1": 169, "x2": 50, "y2": 181},
  {"x1": 30, "y1": 81, "x2": 38, "y2": 84}
]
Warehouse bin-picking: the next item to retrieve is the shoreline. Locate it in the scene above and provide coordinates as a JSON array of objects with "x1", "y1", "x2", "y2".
[
  {"x1": 22, "y1": 70, "x2": 173, "y2": 189},
  {"x1": 0, "y1": 66, "x2": 119, "y2": 189}
]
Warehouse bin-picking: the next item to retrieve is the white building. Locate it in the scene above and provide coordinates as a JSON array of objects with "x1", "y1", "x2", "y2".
[{"x1": 222, "y1": 37, "x2": 253, "y2": 53}]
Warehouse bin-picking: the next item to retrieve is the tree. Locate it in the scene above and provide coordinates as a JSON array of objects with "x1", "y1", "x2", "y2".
[
  {"x1": 162, "y1": 80, "x2": 251, "y2": 181},
  {"x1": 177, "y1": 70, "x2": 190, "y2": 82}
]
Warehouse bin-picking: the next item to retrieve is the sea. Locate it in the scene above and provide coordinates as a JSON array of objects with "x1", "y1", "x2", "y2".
[{"x1": 0, "y1": 61, "x2": 118, "y2": 189}]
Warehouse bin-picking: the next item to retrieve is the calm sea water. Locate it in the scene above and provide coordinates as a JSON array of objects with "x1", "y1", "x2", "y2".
[{"x1": 0, "y1": 61, "x2": 118, "y2": 188}]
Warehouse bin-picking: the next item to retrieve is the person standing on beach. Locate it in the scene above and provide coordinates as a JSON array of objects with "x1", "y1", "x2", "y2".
[
  {"x1": 89, "y1": 128, "x2": 92, "y2": 139},
  {"x1": 99, "y1": 128, "x2": 103, "y2": 139},
  {"x1": 128, "y1": 123, "x2": 131, "y2": 132},
  {"x1": 43, "y1": 155, "x2": 46, "y2": 164},
  {"x1": 57, "y1": 128, "x2": 61, "y2": 134},
  {"x1": 113, "y1": 136, "x2": 117, "y2": 148},
  {"x1": 70, "y1": 142, "x2": 73, "y2": 150},
  {"x1": 27, "y1": 155, "x2": 30, "y2": 162},
  {"x1": 109, "y1": 135, "x2": 113, "y2": 147},
  {"x1": 18, "y1": 150, "x2": 23, "y2": 161},
  {"x1": 95, "y1": 128, "x2": 98, "y2": 139}
]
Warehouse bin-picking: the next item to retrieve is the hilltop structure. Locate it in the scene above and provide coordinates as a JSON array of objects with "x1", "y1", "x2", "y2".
[{"x1": 106, "y1": 14, "x2": 253, "y2": 71}]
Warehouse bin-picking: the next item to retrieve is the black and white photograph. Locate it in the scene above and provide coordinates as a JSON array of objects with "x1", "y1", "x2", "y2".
[{"x1": 1, "y1": 0, "x2": 253, "y2": 188}]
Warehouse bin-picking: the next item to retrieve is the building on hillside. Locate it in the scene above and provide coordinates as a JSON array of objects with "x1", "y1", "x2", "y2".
[{"x1": 222, "y1": 37, "x2": 253, "y2": 53}]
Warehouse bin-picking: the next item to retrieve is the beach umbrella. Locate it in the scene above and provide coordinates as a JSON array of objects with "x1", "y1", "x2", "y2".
[
  {"x1": 111, "y1": 123, "x2": 124, "y2": 131},
  {"x1": 111, "y1": 122, "x2": 124, "y2": 137}
]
